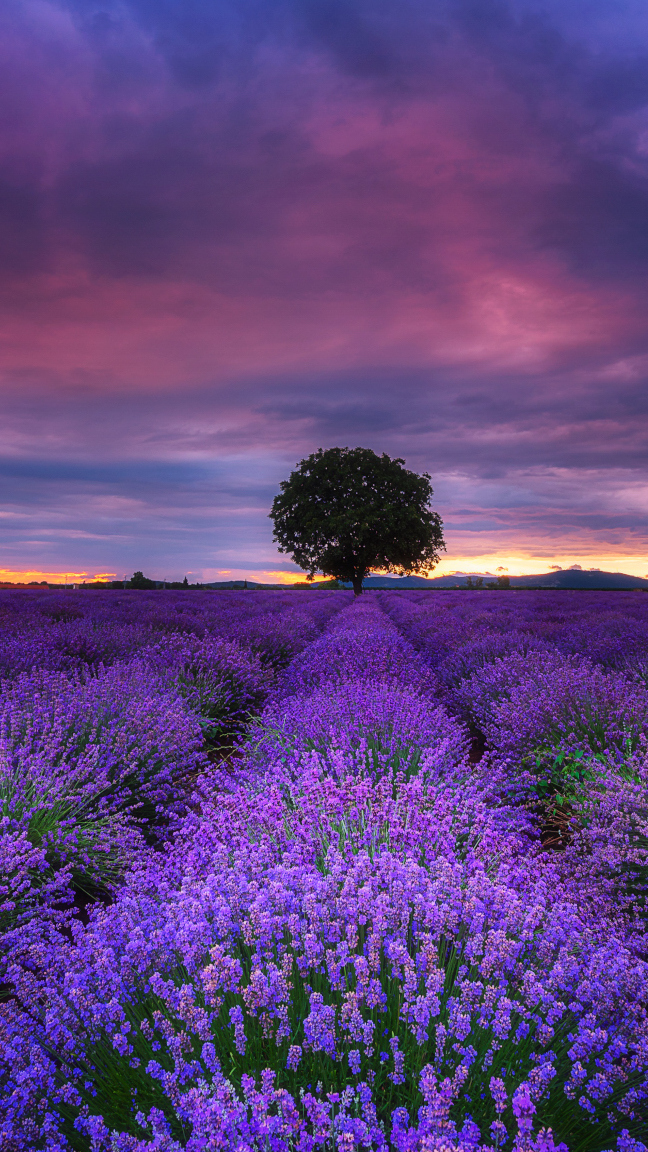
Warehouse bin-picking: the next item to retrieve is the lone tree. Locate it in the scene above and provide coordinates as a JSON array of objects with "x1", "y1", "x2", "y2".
[{"x1": 270, "y1": 446, "x2": 445, "y2": 596}]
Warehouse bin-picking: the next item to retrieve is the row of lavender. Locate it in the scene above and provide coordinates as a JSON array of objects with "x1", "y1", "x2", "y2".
[
  {"x1": 0, "y1": 588, "x2": 341, "y2": 678},
  {"x1": 0, "y1": 590, "x2": 346, "y2": 1010},
  {"x1": 2, "y1": 592, "x2": 647, "y2": 1150},
  {"x1": 382, "y1": 589, "x2": 648, "y2": 779}
]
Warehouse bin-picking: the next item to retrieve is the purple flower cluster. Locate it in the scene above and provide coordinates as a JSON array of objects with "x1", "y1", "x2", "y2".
[
  {"x1": 275, "y1": 597, "x2": 436, "y2": 698},
  {"x1": 0, "y1": 661, "x2": 205, "y2": 958},
  {"x1": 0, "y1": 587, "x2": 346, "y2": 678},
  {"x1": 0, "y1": 590, "x2": 647, "y2": 1152},
  {"x1": 457, "y1": 649, "x2": 648, "y2": 762},
  {"x1": 0, "y1": 592, "x2": 345, "y2": 984},
  {"x1": 381, "y1": 588, "x2": 648, "y2": 680}
]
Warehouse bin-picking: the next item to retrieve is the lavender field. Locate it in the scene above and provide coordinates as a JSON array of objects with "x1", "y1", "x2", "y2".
[{"x1": 1, "y1": 589, "x2": 648, "y2": 1152}]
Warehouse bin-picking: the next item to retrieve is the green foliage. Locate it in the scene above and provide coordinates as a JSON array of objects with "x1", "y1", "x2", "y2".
[
  {"x1": 57, "y1": 987, "x2": 186, "y2": 1146},
  {"x1": 525, "y1": 746, "x2": 602, "y2": 806},
  {"x1": 174, "y1": 667, "x2": 262, "y2": 745},
  {"x1": 247, "y1": 718, "x2": 428, "y2": 790},
  {"x1": 0, "y1": 779, "x2": 132, "y2": 930},
  {"x1": 270, "y1": 447, "x2": 444, "y2": 594}
]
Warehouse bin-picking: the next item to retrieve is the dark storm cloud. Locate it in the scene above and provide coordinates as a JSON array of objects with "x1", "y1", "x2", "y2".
[
  {"x1": 0, "y1": 0, "x2": 644, "y2": 301},
  {"x1": 249, "y1": 365, "x2": 648, "y2": 474},
  {"x1": 0, "y1": 430, "x2": 280, "y2": 576},
  {"x1": 0, "y1": 166, "x2": 47, "y2": 275},
  {"x1": 0, "y1": 0, "x2": 641, "y2": 287},
  {"x1": 539, "y1": 159, "x2": 648, "y2": 278},
  {"x1": 4, "y1": 360, "x2": 646, "y2": 475}
]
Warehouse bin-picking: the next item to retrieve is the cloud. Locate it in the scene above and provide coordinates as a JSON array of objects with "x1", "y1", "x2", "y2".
[{"x1": 1, "y1": 0, "x2": 648, "y2": 574}]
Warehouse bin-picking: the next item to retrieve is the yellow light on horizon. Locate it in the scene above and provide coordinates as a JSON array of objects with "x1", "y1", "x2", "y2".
[{"x1": 0, "y1": 569, "x2": 117, "y2": 584}]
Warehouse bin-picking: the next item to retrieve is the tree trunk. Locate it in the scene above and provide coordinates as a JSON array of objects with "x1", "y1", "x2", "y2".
[{"x1": 352, "y1": 575, "x2": 364, "y2": 596}]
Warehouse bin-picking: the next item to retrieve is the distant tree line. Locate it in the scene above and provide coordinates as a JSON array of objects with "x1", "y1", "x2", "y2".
[
  {"x1": 114, "y1": 572, "x2": 192, "y2": 590},
  {"x1": 110, "y1": 571, "x2": 513, "y2": 592},
  {"x1": 465, "y1": 575, "x2": 510, "y2": 590}
]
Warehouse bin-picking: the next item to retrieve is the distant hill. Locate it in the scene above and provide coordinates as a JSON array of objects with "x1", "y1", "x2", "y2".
[
  {"x1": 338, "y1": 569, "x2": 648, "y2": 590},
  {"x1": 350, "y1": 575, "x2": 437, "y2": 588},
  {"x1": 205, "y1": 580, "x2": 258, "y2": 589},
  {"x1": 200, "y1": 570, "x2": 648, "y2": 591},
  {"x1": 509, "y1": 569, "x2": 648, "y2": 590}
]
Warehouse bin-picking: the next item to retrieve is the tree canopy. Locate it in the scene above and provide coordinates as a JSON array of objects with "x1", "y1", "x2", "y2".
[
  {"x1": 270, "y1": 447, "x2": 445, "y2": 595},
  {"x1": 129, "y1": 570, "x2": 155, "y2": 589}
]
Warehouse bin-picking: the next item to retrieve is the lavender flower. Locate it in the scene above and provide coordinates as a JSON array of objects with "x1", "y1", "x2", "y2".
[{"x1": 1, "y1": 589, "x2": 648, "y2": 1151}]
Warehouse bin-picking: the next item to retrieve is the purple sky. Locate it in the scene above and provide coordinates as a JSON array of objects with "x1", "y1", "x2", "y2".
[{"x1": 1, "y1": 0, "x2": 648, "y2": 581}]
